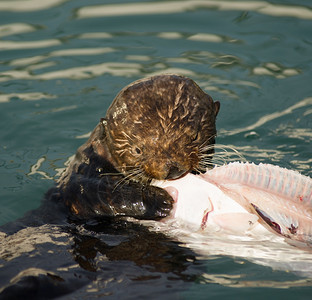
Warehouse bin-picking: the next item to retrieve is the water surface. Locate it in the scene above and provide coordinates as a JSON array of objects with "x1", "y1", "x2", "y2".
[{"x1": 0, "y1": 0, "x2": 311, "y2": 298}]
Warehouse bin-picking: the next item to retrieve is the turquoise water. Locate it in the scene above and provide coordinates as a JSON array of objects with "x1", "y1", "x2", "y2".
[{"x1": 0, "y1": 0, "x2": 312, "y2": 298}]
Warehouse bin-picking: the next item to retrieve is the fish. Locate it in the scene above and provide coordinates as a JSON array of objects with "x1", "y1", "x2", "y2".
[{"x1": 153, "y1": 162, "x2": 312, "y2": 245}]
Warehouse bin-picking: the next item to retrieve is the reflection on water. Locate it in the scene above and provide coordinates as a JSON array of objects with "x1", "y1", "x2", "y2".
[
  {"x1": 200, "y1": 273, "x2": 312, "y2": 289},
  {"x1": 10, "y1": 48, "x2": 116, "y2": 66},
  {"x1": 77, "y1": 1, "x2": 312, "y2": 20},
  {"x1": 0, "y1": 23, "x2": 37, "y2": 37},
  {"x1": 0, "y1": 92, "x2": 56, "y2": 103},
  {"x1": 1, "y1": 62, "x2": 142, "y2": 81},
  {"x1": 0, "y1": 39, "x2": 61, "y2": 50},
  {"x1": 221, "y1": 97, "x2": 312, "y2": 136},
  {"x1": 253, "y1": 62, "x2": 300, "y2": 78},
  {"x1": 0, "y1": 0, "x2": 66, "y2": 12},
  {"x1": 169, "y1": 230, "x2": 312, "y2": 279},
  {"x1": 0, "y1": 0, "x2": 312, "y2": 298}
]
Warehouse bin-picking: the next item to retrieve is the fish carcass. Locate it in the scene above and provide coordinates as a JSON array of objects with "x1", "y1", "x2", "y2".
[{"x1": 153, "y1": 162, "x2": 312, "y2": 245}]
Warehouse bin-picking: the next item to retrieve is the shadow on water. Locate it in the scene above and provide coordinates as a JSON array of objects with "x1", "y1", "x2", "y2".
[
  {"x1": 1, "y1": 191, "x2": 312, "y2": 299},
  {"x1": 0, "y1": 200, "x2": 200, "y2": 299}
]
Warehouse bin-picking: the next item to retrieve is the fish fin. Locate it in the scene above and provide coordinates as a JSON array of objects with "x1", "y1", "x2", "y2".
[
  {"x1": 217, "y1": 186, "x2": 310, "y2": 241},
  {"x1": 211, "y1": 212, "x2": 258, "y2": 233},
  {"x1": 250, "y1": 203, "x2": 283, "y2": 235},
  {"x1": 250, "y1": 203, "x2": 310, "y2": 243}
]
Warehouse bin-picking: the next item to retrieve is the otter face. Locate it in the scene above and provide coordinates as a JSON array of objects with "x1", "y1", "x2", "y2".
[
  {"x1": 105, "y1": 126, "x2": 199, "y2": 181},
  {"x1": 104, "y1": 74, "x2": 220, "y2": 182}
]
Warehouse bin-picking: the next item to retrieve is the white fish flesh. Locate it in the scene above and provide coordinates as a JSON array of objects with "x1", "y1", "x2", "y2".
[{"x1": 153, "y1": 162, "x2": 312, "y2": 245}]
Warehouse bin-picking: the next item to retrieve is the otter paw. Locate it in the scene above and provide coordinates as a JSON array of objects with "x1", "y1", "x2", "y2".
[{"x1": 142, "y1": 186, "x2": 174, "y2": 219}]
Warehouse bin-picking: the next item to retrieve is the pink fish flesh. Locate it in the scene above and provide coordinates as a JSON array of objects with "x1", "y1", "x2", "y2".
[{"x1": 153, "y1": 162, "x2": 312, "y2": 245}]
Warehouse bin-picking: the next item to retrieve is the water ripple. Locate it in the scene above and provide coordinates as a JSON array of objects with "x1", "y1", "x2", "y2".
[
  {"x1": 0, "y1": 23, "x2": 37, "y2": 38},
  {"x1": 0, "y1": 62, "x2": 142, "y2": 82},
  {"x1": 9, "y1": 47, "x2": 116, "y2": 67},
  {"x1": 0, "y1": 92, "x2": 56, "y2": 103},
  {"x1": 0, "y1": 39, "x2": 61, "y2": 50},
  {"x1": 0, "y1": 0, "x2": 67, "y2": 12},
  {"x1": 77, "y1": 1, "x2": 312, "y2": 20},
  {"x1": 253, "y1": 62, "x2": 300, "y2": 78},
  {"x1": 221, "y1": 97, "x2": 312, "y2": 136}
]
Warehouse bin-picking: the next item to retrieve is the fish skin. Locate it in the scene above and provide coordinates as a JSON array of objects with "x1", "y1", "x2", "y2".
[
  {"x1": 201, "y1": 162, "x2": 312, "y2": 244},
  {"x1": 153, "y1": 171, "x2": 266, "y2": 235},
  {"x1": 153, "y1": 162, "x2": 312, "y2": 245},
  {"x1": 202, "y1": 162, "x2": 312, "y2": 205}
]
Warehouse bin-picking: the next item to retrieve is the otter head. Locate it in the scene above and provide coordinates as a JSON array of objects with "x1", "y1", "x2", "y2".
[{"x1": 103, "y1": 74, "x2": 220, "y2": 182}]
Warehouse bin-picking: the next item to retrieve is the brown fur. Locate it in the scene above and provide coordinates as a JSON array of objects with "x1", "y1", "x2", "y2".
[
  {"x1": 56, "y1": 74, "x2": 220, "y2": 219},
  {"x1": 104, "y1": 74, "x2": 220, "y2": 181}
]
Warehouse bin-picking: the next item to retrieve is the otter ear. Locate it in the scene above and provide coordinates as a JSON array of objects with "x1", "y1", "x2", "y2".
[
  {"x1": 214, "y1": 101, "x2": 220, "y2": 117},
  {"x1": 100, "y1": 118, "x2": 107, "y2": 126},
  {"x1": 100, "y1": 118, "x2": 109, "y2": 139},
  {"x1": 100, "y1": 118, "x2": 108, "y2": 132}
]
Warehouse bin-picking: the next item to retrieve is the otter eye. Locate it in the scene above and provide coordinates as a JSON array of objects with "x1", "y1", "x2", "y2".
[
  {"x1": 134, "y1": 147, "x2": 142, "y2": 155},
  {"x1": 192, "y1": 132, "x2": 199, "y2": 142}
]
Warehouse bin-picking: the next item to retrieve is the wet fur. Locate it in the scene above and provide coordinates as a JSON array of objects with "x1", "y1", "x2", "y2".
[
  {"x1": 56, "y1": 74, "x2": 220, "y2": 219},
  {"x1": 56, "y1": 122, "x2": 173, "y2": 219},
  {"x1": 104, "y1": 75, "x2": 220, "y2": 182}
]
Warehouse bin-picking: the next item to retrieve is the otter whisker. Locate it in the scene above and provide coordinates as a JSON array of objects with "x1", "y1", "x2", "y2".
[
  {"x1": 205, "y1": 154, "x2": 232, "y2": 164},
  {"x1": 198, "y1": 134, "x2": 217, "y2": 150},
  {"x1": 99, "y1": 163, "x2": 141, "y2": 178},
  {"x1": 198, "y1": 144, "x2": 214, "y2": 154},
  {"x1": 197, "y1": 143, "x2": 246, "y2": 171},
  {"x1": 112, "y1": 167, "x2": 143, "y2": 190},
  {"x1": 194, "y1": 165, "x2": 208, "y2": 173},
  {"x1": 216, "y1": 145, "x2": 246, "y2": 162},
  {"x1": 100, "y1": 172, "x2": 123, "y2": 177},
  {"x1": 131, "y1": 172, "x2": 150, "y2": 185},
  {"x1": 197, "y1": 161, "x2": 216, "y2": 172},
  {"x1": 122, "y1": 167, "x2": 142, "y2": 179},
  {"x1": 198, "y1": 143, "x2": 216, "y2": 155},
  {"x1": 200, "y1": 144, "x2": 245, "y2": 160}
]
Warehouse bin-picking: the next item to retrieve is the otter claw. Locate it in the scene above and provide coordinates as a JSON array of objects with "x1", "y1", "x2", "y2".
[{"x1": 141, "y1": 186, "x2": 174, "y2": 219}]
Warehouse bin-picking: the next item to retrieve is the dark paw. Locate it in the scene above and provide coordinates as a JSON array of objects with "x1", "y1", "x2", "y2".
[{"x1": 142, "y1": 186, "x2": 174, "y2": 219}]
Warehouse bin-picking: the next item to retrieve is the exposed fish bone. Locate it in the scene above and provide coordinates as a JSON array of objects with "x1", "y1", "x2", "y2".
[{"x1": 153, "y1": 162, "x2": 312, "y2": 245}]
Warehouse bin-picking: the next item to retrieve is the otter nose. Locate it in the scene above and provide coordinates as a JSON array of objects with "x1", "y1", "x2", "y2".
[{"x1": 165, "y1": 165, "x2": 185, "y2": 180}]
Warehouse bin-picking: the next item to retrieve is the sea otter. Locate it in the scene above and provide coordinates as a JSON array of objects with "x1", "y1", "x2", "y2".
[{"x1": 53, "y1": 74, "x2": 220, "y2": 220}]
